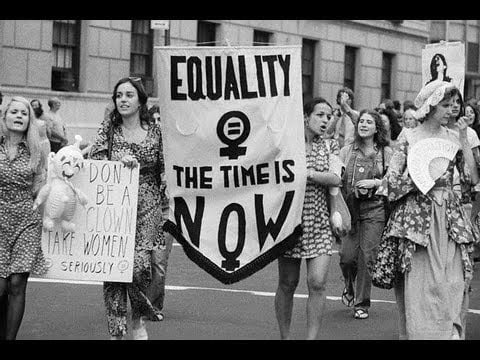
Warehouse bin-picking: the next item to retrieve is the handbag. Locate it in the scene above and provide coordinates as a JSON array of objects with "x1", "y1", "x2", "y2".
[{"x1": 370, "y1": 234, "x2": 399, "y2": 290}]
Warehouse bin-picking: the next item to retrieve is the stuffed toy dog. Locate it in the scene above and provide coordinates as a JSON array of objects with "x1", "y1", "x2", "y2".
[{"x1": 33, "y1": 135, "x2": 88, "y2": 232}]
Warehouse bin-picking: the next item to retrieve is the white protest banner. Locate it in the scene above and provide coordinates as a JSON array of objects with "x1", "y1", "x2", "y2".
[
  {"x1": 34, "y1": 160, "x2": 139, "y2": 282},
  {"x1": 407, "y1": 138, "x2": 459, "y2": 195},
  {"x1": 156, "y1": 45, "x2": 306, "y2": 284},
  {"x1": 422, "y1": 41, "x2": 465, "y2": 96}
]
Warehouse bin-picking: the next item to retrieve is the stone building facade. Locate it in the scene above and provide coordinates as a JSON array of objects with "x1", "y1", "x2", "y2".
[{"x1": 0, "y1": 20, "x2": 429, "y2": 143}]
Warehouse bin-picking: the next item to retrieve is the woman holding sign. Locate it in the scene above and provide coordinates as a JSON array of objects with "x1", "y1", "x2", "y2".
[
  {"x1": 89, "y1": 77, "x2": 166, "y2": 340},
  {"x1": 275, "y1": 97, "x2": 342, "y2": 340},
  {"x1": 0, "y1": 96, "x2": 48, "y2": 340},
  {"x1": 376, "y1": 80, "x2": 478, "y2": 339}
]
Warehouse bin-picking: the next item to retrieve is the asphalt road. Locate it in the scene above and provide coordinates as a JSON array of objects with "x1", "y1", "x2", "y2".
[{"x1": 17, "y1": 241, "x2": 480, "y2": 340}]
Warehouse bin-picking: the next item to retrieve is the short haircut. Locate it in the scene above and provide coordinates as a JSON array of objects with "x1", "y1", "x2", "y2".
[
  {"x1": 48, "y1": 97, "x2": 60, "y2": 108},
  {"x1": 336, "y1": 87, "x2": 354, "y2": 106}
]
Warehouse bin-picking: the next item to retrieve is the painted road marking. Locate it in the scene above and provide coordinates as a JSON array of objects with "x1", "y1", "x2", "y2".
[{"x1": 29, "y1": 278, "x2": 479, "y2": 314}]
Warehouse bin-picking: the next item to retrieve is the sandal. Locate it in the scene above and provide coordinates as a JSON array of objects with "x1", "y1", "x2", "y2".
[
  {"x1": 354, "y1": 308, "x2": 369, "y2": 319},
  {"x1": 341, "y1": 288, "x2": 354, "y2": 307}
]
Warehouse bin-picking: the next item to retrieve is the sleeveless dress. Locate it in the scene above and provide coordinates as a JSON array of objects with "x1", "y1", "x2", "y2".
[{"x1": 283, "y1": 137, "x2": 339, "y2": 258}]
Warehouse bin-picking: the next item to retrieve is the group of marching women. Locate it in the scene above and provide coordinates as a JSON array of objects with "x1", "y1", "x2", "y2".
[
  {"x1": 0, "y1": 78, "x2": 168, "y2": 340},
  {"x1": 284, "y1": 79, "x2": 479, "y2": 340},
  {"x1": 0, "y1": 74, "x2": 478, "y2": 340}
]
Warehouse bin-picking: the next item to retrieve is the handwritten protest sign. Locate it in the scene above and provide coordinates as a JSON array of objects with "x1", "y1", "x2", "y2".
[
  {"x1": 422, "y1": 41, "x2": 465, "y2": 96},
  {"x1": 34, "y1": 160, "x2": 139, "y2": 282},
  {"x1": 407, "y1": 138, "x2": 459, "y2": 195},
  {"x1": 156, "y1": 45, "x2": 306, "y2": 284}
]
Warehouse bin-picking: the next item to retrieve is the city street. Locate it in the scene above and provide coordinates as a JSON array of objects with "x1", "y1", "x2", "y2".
[{"x1": 18, "y1": 241, "x2": 480, "y2": 340}]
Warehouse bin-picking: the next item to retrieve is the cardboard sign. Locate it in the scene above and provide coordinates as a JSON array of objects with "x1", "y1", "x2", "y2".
[
  {"x1": 422, "y1": 41, "x2": 465, "y2": 96},
  {"x1": 407, "y1": 138, "x2": 459, "y2": 194},
  {"x1": 156, "y1": 45, "x2": 306, "y2": 284},
  {"x1": 35, "y1": 160, "x2": 139, "y2": 283}
]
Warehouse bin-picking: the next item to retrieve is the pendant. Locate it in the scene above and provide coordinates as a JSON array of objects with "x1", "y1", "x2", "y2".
[{"x1": 358, "y1": 167, "x2": 365, "y2": 173}]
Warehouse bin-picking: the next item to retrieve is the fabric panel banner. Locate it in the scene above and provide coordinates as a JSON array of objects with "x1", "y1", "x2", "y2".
[
  {"x1": 422, "y1": 41, "x2": 465, "y2": 96},
  {"x1": 156, "y1": 45, "x2": 306, "y2": 284}
]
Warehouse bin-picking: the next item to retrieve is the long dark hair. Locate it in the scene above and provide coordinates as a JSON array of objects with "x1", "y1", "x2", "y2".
[
  {"x1": 354, "y1": 109, "x2": 389, "y2": 148},
  {"x1": 427, "y1": 53, "x2": 452, "y2": 84},
  {"x1": 466, "y1": 103, "x2": 480, "y2": 139},
  {"x1": 109, "y1": 77, "x2": 151, "y2": 129},
  {"x1": 377, "y1": 107, "x2": 401, "y2": 140},
  {"x1": 441, "y1": 86, "x2": 463, "y2": 120}
]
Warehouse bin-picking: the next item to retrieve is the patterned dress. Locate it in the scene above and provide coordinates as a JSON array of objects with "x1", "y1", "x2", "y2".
[
  {"x1": 0, "y1": 136, "x2": 46, "y2": 278},
  {"x1": 284, "y1": 136, "x2": 339, "y2": 258},
  {"x1": 90, "y1": 120, "x2": 165, "y2": 336},
  {"x1": 377, "y1": 129, "x2": 479, "y2": 339}
]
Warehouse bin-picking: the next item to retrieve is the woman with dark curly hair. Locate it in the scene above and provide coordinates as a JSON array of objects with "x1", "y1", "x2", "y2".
[
  {"x1": 338, "y1": 109, "x2": 393, "y2": 320},
  {"x1": 89, "y1": 77, "x2": 166, "y2": 340},
  {"x1": 275, "y1": 97, "x2": 342, "y2": 340}
]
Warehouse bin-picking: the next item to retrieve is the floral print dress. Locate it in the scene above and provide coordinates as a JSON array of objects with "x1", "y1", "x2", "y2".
[
  {"x1": 283, "y1": 137, "x2": 339, "y2": 258},
  {"x1": 90, "y1": 121, "x2": 165, "y2": 336},
  {"x1": 0, "y1": 137, "x2": 46, "y2": 278},
  {"x1": 377, "y1": 129, "x2": 479, "y2": 339}
]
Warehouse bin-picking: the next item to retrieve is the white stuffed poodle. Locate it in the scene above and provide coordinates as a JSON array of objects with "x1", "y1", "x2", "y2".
[{"x1": 33, "y1": 135, "x2": 88, "y2": 232}]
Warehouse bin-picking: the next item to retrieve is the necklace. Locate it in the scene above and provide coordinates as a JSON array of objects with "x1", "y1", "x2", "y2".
[{"x1": 121, "y1": 125, "x2": 147, "y2": 143}]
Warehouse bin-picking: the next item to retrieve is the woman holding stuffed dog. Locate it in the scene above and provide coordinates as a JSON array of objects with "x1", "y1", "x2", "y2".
[
  {"x1": 89, "y1": 77, "x2": 166, "y2": 340},
  {"x1": 0, "y1": 96, "x2": 48, "y2": 340},
  {"x1": 338, "y1": 109, "x2": 392, "y2": 320}
]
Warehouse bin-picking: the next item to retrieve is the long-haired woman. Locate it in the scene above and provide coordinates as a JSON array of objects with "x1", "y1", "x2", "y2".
[
  {"x1": 0, "y1": 96, "x2": 48, "y2": 339},
  {"x1": 89, "y1": 77, "x2": 166, "y2": 340}
]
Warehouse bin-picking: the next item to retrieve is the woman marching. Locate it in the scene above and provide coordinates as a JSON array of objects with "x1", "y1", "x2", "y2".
[
  {"x1": 0, "y1": 97, "x2": 48, "y2": 340},
  {"x1": 89, "y1": 77, "x2": 166, "y2": 340},
  {"x1": 274, "y1": 97, "x2": 342, "y2": 340},
  {"x1": 376, "y1": 80, "x2": 479, "y2": 339},
  {"x1": 339, "y1": 110, "x2": 392, "y2": 319}
]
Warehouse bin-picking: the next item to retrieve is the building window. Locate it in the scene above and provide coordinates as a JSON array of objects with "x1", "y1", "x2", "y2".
[
  {"x1": 197, "y1": 21, "x2": 217, "y2": 46},
  {"x1": 253, "y1": 30, "x2": 272, "y2": 46},
  {"x1": 302, "y1": 39, "x2": 316, "y2": 103},
  {"x1": 381, "y1": 52, "x2": 394, "y2": 101},
  {"x1": 344, "y1": 46, "x2": 357, "y2": 91},
  {"x1": 52, "y1": 20, "x2": 81, "y2": 92},
  {"x1": 130, "y1": 20, "x2": 154, "y2": 96},
  {"x1": 467, "y1": 42, "x2": 479, "y2": 73}
]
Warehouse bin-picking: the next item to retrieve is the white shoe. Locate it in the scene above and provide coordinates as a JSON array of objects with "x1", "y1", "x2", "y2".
[{"x1": 132, "y1": 317, "x2": 148, "y2": 340}]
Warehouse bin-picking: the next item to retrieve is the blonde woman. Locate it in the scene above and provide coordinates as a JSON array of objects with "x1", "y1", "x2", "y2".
[{"x1": 0, "y1": 96, "x2": 47, "y2": 340}]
